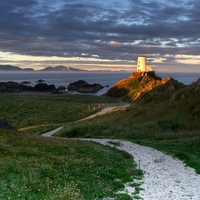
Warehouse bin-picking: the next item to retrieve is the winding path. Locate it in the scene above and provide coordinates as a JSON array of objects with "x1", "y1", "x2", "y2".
[{"x1": 42, "y1": 104, "x2": 200, "y2": 200}]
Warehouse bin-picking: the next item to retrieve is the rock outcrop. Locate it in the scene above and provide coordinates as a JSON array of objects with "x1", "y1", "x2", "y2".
[
  {"x1": 0, "y1": 82, "x2": 56, "y2": 93},
  {"x1": 105, "y1": 71, "x2": 184, "y2": 100},
  {"x1": 0, "y1": 119, "x2": 18, "y2": 132},
  {"x1": 21, "y1": 81, "x2": 31, "y2": 85},
  {"x1": 34, "y1": 83, "x2": 56, "y2": 92},
  {"x1": 77, "y1": 83, "x2": 103, "y2": 93},
  {"x1": 67, "y1": 80, "x2": 88, "y2": 90},
  {"x1": 36, "y1": 79, "x2": 45, "y2": 83},
  {"x1": 57, "y1": 85, "x2": 66, "y2": 91},
  {"x1": 0, "y1": 82, "x2": 34, "y2": 93},
  {"x1": 67, "y1": 80, "x2": 104, "y2": 93}
]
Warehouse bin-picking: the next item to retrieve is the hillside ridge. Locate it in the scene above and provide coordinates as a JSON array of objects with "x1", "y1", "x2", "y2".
[{"x1": 105, "y1": 71, "x2": 184, "y2": 100}]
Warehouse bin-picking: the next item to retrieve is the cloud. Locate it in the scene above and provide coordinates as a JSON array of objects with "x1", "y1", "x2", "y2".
[{"x1": 0, "y1": 0, "x2": 199, "y2": 70}]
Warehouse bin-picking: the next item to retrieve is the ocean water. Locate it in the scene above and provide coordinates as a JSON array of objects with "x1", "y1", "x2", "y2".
[
  {"x1": 0, "y1": 71, "x2": 130, "y2": 95},
  {"x1": 0, "y1": 71, "x2": 200, "y2": 95}
]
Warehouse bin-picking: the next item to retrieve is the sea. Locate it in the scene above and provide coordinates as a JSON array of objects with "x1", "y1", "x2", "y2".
[{"x1": 0, "y1": 71, "x2": 200, "y2": 96}]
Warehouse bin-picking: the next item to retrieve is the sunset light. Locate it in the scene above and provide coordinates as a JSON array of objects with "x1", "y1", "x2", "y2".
[{"x1": 0, "y1": 0, "x2": 199, "y2": 72}]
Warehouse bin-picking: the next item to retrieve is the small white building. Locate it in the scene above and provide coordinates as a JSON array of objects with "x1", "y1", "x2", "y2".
[{"x1": 137, "y1": 55, "x2": 152, "y2": 72}]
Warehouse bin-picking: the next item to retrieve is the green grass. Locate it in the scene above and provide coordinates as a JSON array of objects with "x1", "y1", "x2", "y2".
[
  {"x1": 0, "y1": 93, "x2": 119, "y2": 135},
  {"x1": 62, "y1": 119, "x2": 200, "y2": 174},
  {"x1": 1, "y1": 84, "x2": 200, "y2": 199},
  {"x1": 57, "y1": 122, "x2": 109, "y2": 138},
  {"x1": 0, "y1": 93, "x2": 142, "y2": 199},
  {"x1": 55, "y1": 82, "x2": 200, "y2": 174},
  {"x1": 0, "y1": 128, "x2": 141, "y2": 200}
]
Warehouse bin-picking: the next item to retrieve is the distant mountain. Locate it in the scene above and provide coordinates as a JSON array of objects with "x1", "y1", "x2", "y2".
[
  {"x1": 39, "y1": 66, "x2": 87, "y2": 71},
  {"x1": 0, "y1": 64, "x2": 127, "y2": 72},
  {"x1": 0, "y1": 65, "x2": 34, "y2": 71}
]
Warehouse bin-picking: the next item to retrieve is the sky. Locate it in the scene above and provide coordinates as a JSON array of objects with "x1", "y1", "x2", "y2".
[{"x1": 0, "y1": 0, "x2": 200, "y2": 72}]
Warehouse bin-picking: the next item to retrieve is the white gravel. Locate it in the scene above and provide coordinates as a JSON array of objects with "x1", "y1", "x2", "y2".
[
  {"x1": 76, "y1": 103, "x2": 130, "y2": 122},
  {"x1": 42, "y1": 126, "x2": 64, "y2": 137},
  {"x1": 82, "y1": 139, "x2": 200, "y2": 200}
]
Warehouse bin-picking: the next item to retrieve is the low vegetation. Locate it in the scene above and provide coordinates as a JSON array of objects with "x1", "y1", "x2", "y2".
[
  {"x1": 57, "y1": 76, "x2": 200, "y2": 174},
  {"x1": 0, "y1": 127, "x2": 142, "y2": 199},
  {"x1": 1, "y1": 73, "x2": 200, "y2": 199},
  {"x1": 0, "y1": 93, "x2": 119, "y2": 135},
  {"x1": 0, "y1": 93, "x2": 140, "y2": 199}
]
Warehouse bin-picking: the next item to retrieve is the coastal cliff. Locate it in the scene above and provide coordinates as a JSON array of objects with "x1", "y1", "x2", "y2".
[{"x1": 105, "y1": 71, "x2": 185, "y2": 100}]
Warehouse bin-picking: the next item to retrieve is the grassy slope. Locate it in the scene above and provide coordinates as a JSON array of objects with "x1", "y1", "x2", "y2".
[
  {"x1": 0, "y1": 93, "x2": 141, "y2": 200},
  {"x1": 106, "y1": 71, "x2": 164, "y2": 100},
  {"x1": 0, "y1": 128, "x2": 142, "y2": 200},
  {"x1": 58, "y1": 77, "x2": 200, "y2": 174},
  {"x1": 2, "y1": 77, "x2": 200, "y2": 198},
  {"x1": 0, "y1": 93, "x2": 119, "y2": 135}
]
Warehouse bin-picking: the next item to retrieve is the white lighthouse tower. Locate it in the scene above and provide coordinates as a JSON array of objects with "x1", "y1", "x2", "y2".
[
  {"x1": 137, "y1": 55, "x2": 146, "y2": 72},
  {"x1": 136, "y1": 55, "x2": 152, "y2": 72}
]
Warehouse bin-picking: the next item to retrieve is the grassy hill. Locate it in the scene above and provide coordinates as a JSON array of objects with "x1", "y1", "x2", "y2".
[
  {"x1": 0, "y1": 94, "x2": 142, "y2": 199},
  {"x1": 0, "y1": 93, "x2": 120, "y2": 135},
  {"x1": 57, "y1": 72, "x2": 200, "y2": 174},
  {"x1": 0, "y1": 127, "x2": 142, "y2": 200},
  {"x1": 105, "y1": 71, "x2": 185, "y2": 100},
  {"x1": 1, "y1": 71, "x2": 200, "y2": 198}
]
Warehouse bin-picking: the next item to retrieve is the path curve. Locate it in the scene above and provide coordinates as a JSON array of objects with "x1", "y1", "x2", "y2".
[
  {"x1": 42, "y1": 103, "x2": 130, "y2": 136},
  {"x1": 42, "y1": 126, "x2": 64, "y2": 137},
  {"x1": 42, "y1": 104, "x2": 200, "y2": 199},
  {"x1": 76, "y1": 103, "x2": 130, "y2": 122},
  {"x1": 82, "y1": 139, "x2": 200, "y2": 200}
]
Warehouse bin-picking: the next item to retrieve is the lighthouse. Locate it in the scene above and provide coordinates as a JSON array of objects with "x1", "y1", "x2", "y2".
[
  {"x1": 136, "y1": 55, "x2": 152, "y2": 72},
  {"x1": 137, "y1": 55, "x2": 146, "y2": 71}
]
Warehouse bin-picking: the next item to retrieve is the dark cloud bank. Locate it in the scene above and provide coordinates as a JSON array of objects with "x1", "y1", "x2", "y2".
[{"x1": 0, "y1": 0, "x2": 200, "y2": 70}]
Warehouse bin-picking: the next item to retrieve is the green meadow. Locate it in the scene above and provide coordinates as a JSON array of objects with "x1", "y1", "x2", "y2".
[
  {"x1": 0, "y1": 93, "x2": 142, "y2": 200},
  {"x1": 57, "y1": 81, "x2": 200, "y2": 175},
  {"x1": 1, "y1": 78, "x2": 200, "y2": 200}
]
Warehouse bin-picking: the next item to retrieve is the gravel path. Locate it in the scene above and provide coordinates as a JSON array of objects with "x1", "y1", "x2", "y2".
[
  {"x1": 42, "y1": 104, "x2": 200, "y2": 199},
  {"x1": 82, "y1": 139, "x2": 200, "y2": 200},
  {"x1": 42, "y1": 126, "x2": 64, "y2": 137},
  {"x1": 76, "y1": 103, "x2": 130, "y2": 122}
]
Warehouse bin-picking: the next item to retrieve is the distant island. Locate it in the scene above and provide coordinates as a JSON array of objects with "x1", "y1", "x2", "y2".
[
  {"x1": 39, "y1": 66, "x2": 87, "y2": 72},
  {"x1": 0, "y1": 65, "x2": 34, "y2": 71},
  {"x1": 0, "y1": 65, "x2": 126, "y2": 72},
  {"x1": 0, "y1": 65, "x2": 86, "y2": 72}
]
